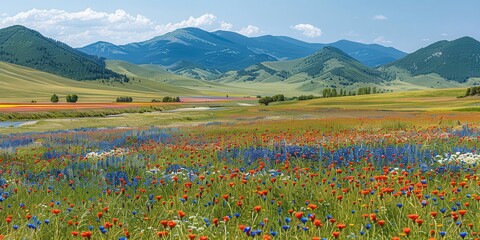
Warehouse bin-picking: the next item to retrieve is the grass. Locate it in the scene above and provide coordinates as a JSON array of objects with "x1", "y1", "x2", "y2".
[
  {"x1": 3, "y1": 59, "x2": 479, "y2": 104},
  {"x1": 1, "y1": 116, "x2": 480, "y2": 239}
]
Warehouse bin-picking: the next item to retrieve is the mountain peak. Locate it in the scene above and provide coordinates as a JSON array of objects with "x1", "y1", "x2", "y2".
[
  {"x1": 452, "y1": 36, "x2": 479, "y2": 44},
  {"x1": 388, "y1": 36, "x2": 480, "y2": 82}
]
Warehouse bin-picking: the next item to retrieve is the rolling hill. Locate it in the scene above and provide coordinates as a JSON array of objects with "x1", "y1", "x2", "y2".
[
  {"x1": 384, "y1": 37, "x2": 480, "y2": 83},
  {"x1": 79, "y1": 27, "x2": 406, "y2": 73},
  {"x1": 0, "y1": 25, "x2": 123, "y2": 81},
  {"x1": 0, "y1": 61, "x2": 204, "y2": 102},
  {"x1": 221, "y1": 47, "x2": 385, "y2": 84}
]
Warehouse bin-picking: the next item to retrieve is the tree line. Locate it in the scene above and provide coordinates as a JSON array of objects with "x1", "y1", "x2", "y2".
[
  {"x1": 50, "y1": 94, "x2": 78, "y2": 103},
  {"x1": 464, "y1": 86, "x2": 480, "y2": 97}
]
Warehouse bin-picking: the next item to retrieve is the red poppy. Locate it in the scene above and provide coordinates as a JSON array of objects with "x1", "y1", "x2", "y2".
[
  {"x1": 51, "y1": 209, "x2": 61, "y2": 215},
  {"x1": 407, "y1": 214, "x2": 418, "y2": 221},
  {"x1": 156, "y1": 231, "x2": 169, "y2": 237},
  {"x1": 416, "y1": 219, "x2": 424, "y2": 226},
  {"x1": 314, "y1": 219, "x2": 323, "y2": 227},
  {"x1": 81, "y1": 231, "x2": 92, "y2": 239},
  {"x1": 377, "y1": 220, "x2": 386, "y2": 227},
  {"x1": 294, "y1": 212, "x2": 303, "y2": 219},
  {"x1": 178, "y1": 210, "x2": 186, "y2": 219},
  {"x1": 167, "y1": 221, "x2": 176, "y2": 228}
]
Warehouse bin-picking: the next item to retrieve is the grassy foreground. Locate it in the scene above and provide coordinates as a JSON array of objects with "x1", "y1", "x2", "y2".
[{"x1": 0, "y1": 115, "x2": 480, "y2": 239}]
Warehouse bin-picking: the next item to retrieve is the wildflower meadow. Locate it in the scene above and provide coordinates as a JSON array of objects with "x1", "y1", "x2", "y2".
[{"x1": 0, "y1": 119, "x2": 479, "y2": 239}]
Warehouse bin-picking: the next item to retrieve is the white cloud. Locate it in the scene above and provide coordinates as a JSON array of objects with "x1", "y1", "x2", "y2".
[
  {"x1": 441, "y1": 33, "x2": 449, "y2": 36},
  {"x1": 238, "y1": 25, "x2": 260, "y2": 36},
  {"x1": 421, "y1": 38, "x2": 430, "y2": 42},
  {"x1": 291, "y1": 23, "x2": 322, "y2": 38},
  {"x1": 373, "y1": 36, "x2": 392, "y2": 44},
  {"x1": 0, "y1": 8, "x2": 219, "y2": 47},
  {"x1": 155, "y1": 13, "x2": 216, "y2": 33},
  {"x1": 373, "y1": 15, "x2": 387, "y2": 20},
  {"x1": 218, "y1": 21, "x2": 233, "y2": 31}
]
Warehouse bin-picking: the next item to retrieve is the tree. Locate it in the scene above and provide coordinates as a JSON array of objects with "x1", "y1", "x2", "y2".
[
  {"x1": 272, "y1": 94, "x2": 285, "y2": 102},
  {"x1": 66, "y1": 94, "x2": 78, "y2": 103},
  {"x1": 50, "y1": 93, "x2": 59, "y2": 103},
  {"x1": 258, "y1": 97, "x2": 273, "y2": 106},
  {"x1": 116, "y1": 96, "x2": 133, "y2": 102}
]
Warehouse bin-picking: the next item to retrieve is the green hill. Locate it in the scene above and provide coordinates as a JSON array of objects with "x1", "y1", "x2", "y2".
[
  {"x1": 385, "y1": 37, "x2": 480, "y2": 83},
  {"x1": 223, "y1": 47, "x2": 385, "y2": 84},
  {"x1": 0, "y1": 25, "x2": 123, "y2": 81},
  {"x1": 0, "y1": 61, "x2": 204, "y2": 102}
]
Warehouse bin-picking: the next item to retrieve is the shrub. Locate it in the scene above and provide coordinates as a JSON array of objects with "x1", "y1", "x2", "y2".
[
  {"x1": 258, "y1": 97, "x2": 273, "y2": 106},
  {"x1": 50, "y1": 94, "x2": 59, "y2": 103},
  {"x1": 116, "y1": 97, "x2": 133, "y2": 102},
  {"x1": 66, "y1": 94, "x2": 78, "y2": 103},
  {"x1": 162, "y1": 97, "x2": 181, "y2": 102}
]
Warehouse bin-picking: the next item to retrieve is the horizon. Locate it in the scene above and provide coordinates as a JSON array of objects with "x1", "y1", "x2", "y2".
[
  {"x1": 1, "y1": 1, "x2": 479, "y2": 52},
  {"x1": 3, "y1": 23, "x2": 478, "y2": 55},
  {"x1": 2, "y1": 23, "x2": 438, "y2": 52}
]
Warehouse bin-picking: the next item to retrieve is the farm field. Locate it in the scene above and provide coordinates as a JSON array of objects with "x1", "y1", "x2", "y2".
[{"x1": 1, "y1": 93, "x2": 480, "y2": 239}]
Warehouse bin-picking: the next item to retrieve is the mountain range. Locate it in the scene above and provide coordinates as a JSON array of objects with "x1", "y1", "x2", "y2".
[
  {"x1": 1, "y1": 25, "x2": 480, "y2": 94},
  {"x1": 78, "y1": 27, "x2": 407, "y2": 72}
]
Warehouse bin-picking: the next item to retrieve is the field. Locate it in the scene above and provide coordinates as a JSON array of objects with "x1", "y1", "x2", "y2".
[{"x1": 0, "y1": 88, "x2": 480, "y2": 239}]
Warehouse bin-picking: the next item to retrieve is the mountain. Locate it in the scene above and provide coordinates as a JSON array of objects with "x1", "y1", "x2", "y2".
[
  {"x1": 385, "y1": 37, "x2": 480, "y2": 83},
  {"x1": 222, "y1": 46, "x2": 385, "y2": 84},
  {"x1": 214, "y1": 32, "x2": 406, "y2": 67},
  {"x1": 0, "y1": 25, "x2": 123, "y2": 81},
  {"x1": 328, "y1": 40, "x2": 407, "y2": 67},
  {"x1": 80, "y1": 27, "x2": 276, "y2": 72},
  {"x1": 213, "y1": 31, "x2": 323, "y2": 60},
  {"x1": 79, "y1": 28, "x2": 406, "y2": 73}
]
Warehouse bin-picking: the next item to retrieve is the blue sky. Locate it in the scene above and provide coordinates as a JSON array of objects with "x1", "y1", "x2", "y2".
[{"x1": 1, "y1": 0, "x2": 478, "y2": 52}]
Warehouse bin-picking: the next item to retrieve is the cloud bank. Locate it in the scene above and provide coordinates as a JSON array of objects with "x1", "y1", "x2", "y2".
[
  {"x1": 0, "y1": 8, "x2": 260, "y2": 47},
  {"x1": 292, "y1": 24, "x2": 322, "y2": 37}
]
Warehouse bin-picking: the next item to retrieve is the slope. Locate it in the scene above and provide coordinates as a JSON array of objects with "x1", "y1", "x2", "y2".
[
  {"x1": 0, "y1": 61, "x2": 199, "y2": 102},
  {"x1": 222, "y1": 47, "x2": 385, "y2": 84},
  {"x1": 385, "y1": 37, "x2": 480, "y2": 83},
  {"x1": 0, "y1": 25, "x2": 123, "y2": 81}
]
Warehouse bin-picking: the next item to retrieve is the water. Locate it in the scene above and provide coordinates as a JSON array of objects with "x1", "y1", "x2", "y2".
[{"x1": 0, "y1": 121, "x2": 35, "y2": 128}]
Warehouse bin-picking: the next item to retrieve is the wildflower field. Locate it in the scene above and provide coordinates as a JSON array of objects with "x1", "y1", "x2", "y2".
[{"x1": 0, "y1": 116, "x2": 480, "y2": 239}]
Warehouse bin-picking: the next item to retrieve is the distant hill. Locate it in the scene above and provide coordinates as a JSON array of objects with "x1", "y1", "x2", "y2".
[
  {"x1": 222, "y1": 46, "x2": 385, "y2": 84},
  {"x1": 0, "y1": 25, "x2": 124, "y2": 81},
  {"x1": 80, "y1": 27, "x2": 276, "y2": 72},
  {"x1": 328, "y1": 40, "x2": 406, "y2": 67},
  {"x1": 215, "y1": 32, "x2": 406, "y2": 67},
  {"x1": 79, "y1": 27, "x2": 406, "y2": 73},
  {"x1": 385, "y1": 37, "x2": 480, "y2": 83}
]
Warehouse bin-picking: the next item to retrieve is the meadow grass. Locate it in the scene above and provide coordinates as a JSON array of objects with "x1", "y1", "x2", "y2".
[{"x1": 1, "y1": 117, "x2": 480, "y2": 239}]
